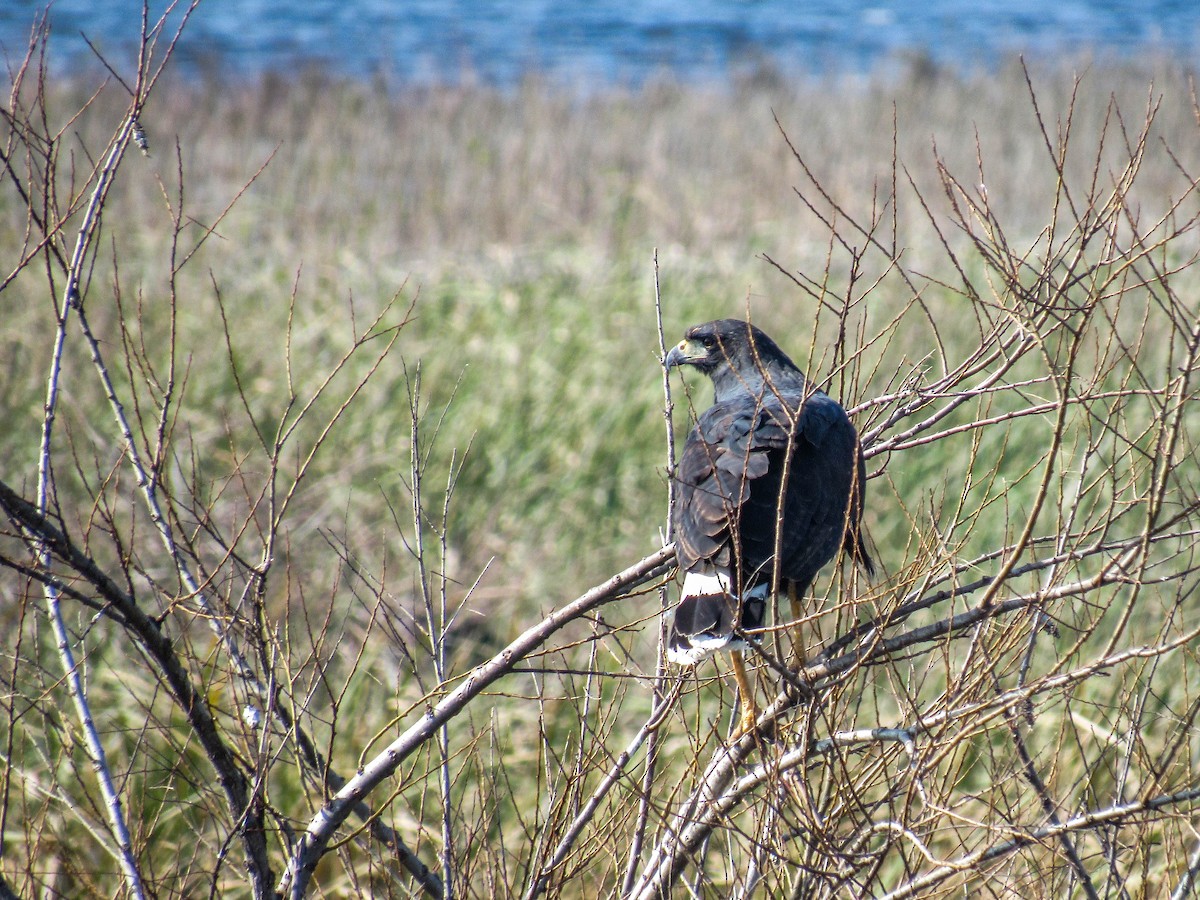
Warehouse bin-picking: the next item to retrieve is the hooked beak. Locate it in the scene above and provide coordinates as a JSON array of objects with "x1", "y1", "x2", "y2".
[{"x1": 664, "y1": 339, "x2": 700, "y2": 370}]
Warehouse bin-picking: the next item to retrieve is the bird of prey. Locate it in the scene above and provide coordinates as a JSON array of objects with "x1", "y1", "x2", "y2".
[{"x1": 664, "y1": 319, "x2": 873, "y2": 737}]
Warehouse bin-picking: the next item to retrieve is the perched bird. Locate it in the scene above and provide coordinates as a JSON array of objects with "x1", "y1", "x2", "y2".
[{"x1": 664, "y1": 319, "x2": 873, "y2": 737}]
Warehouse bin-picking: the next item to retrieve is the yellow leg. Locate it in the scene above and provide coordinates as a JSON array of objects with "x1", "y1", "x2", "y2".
[
  {"x1": 729, "y1": 650, "x2": 760, "y2": 738},
  {"x1": 789, "y1": 582, "x2": 807, "y2": 670}
]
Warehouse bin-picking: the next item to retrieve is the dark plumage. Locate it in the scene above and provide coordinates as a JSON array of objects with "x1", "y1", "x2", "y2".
[{"x1": 664, "y1": 319, "x2": 872, "y2": 733}]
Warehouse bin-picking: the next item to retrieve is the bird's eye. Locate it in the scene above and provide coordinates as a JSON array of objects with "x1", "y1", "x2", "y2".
[{"x1": 700, "y1": 336, "x2": 716, "y2": 350}]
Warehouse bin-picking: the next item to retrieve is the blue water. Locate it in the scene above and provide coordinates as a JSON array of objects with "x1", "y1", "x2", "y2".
[{"x1": 1, "y1": 1, "x2": 1198, "y2": 85}]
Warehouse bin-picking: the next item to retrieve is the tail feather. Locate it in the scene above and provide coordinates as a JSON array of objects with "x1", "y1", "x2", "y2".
[
  {"x1": 843, "y1": 524, "x2": 875, "y2": 577},
  {"x1": 667, "y1": 571, "x2": 767, "y2": 666}
]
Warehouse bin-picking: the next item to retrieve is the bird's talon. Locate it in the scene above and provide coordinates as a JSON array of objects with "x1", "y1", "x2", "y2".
[
  {"x1": 730, "y1": 707, "x2": 777, "y2": 743},
  {"x1": 731, "y1": 713, "x2": 758, "y2": 741}
]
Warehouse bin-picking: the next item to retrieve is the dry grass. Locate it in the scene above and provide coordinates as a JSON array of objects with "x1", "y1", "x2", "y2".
[{"x1": 18, "y1": 54, "x2": 1200, "y2": 260}]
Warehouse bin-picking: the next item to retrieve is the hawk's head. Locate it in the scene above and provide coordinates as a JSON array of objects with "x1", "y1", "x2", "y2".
[{"x1": 665, "y1": 319, "x2": 802, "y2": 398}]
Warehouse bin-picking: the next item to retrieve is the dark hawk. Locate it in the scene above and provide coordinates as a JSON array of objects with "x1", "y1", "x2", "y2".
[{"x1": 664, "y1": 318, "x2": 873, "y2": 736}]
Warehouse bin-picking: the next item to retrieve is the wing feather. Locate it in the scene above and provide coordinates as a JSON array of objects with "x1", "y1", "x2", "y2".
[{"x1": 673, "y1": 388, "x2": 861, "y2": 589}]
